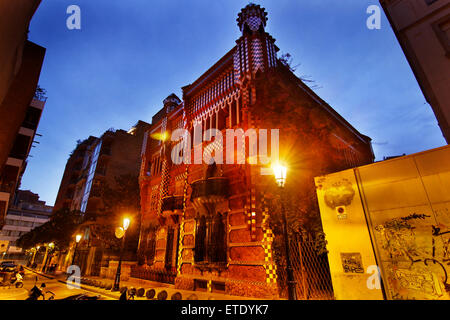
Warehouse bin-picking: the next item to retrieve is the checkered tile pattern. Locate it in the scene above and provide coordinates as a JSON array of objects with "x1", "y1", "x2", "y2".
[
  {"x1": 262, "y1": 201, "x2": 277, "y2": 285},
  {"x1": 247, "y1": 16, "x2": 263, "y2": 31},
  {"x1": 246, "y1": 187, "x2": 257, "y2": 240},
  {"x1": 177, "y1": 166, "x2": 189, "y2": 274}
]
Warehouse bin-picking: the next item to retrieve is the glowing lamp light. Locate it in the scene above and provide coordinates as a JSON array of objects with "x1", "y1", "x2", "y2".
[
  {"x1": 48, "y1": 242, "x2": 54, "y2": 248},
  {"x1": 123, "y1": 218, "x2": 131, "y2": 231},
  {"x1": 272, "y1": 163, "x2": 287, "y2": 188},
  {"x1": 75, "y1": 234, "x2": 82, "y2": 243}
]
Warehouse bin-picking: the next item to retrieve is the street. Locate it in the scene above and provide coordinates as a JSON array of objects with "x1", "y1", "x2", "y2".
[{"x1": 0, "y1": 267, "x2": 113, "y2": 300}]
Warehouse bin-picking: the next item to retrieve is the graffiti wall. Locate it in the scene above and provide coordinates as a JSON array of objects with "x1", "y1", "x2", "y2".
[{"x1": 315, "y1": 145, "x2": 450, "y2": 300}]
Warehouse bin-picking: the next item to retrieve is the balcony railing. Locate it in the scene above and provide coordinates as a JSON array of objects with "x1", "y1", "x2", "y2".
[
  {"x1": 0, "y1": 182, "x2": 14, "y2": 194},
  {"x1": 161, "y1": 196, "x2": 184, "y2": 214},
  {"x1": 130, "y1": 266, "x2": 176, "y2": 284},
  {"x1": 190, "y1": 177, "x2": 229, "y2": 202}
]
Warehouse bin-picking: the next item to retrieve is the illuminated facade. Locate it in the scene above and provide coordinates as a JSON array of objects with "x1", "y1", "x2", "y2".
[{"x1": 137, "y1": 4, "x2": 374, "y2": 298}]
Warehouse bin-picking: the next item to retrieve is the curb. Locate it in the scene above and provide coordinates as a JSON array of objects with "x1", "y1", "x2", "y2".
[{"x1": 24, "y1": 266, "x2": 119, "y2": 300}]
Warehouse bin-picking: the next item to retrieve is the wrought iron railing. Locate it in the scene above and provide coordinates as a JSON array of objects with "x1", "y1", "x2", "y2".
[
  {"x1": 161, "y1": 196, "x2": 184, "y2": 212},
  {"x1": 190, "y1": 177, "x2": 229, "y2": 200},
  {"x1": 276, "y1": 232, "x2": 335, "y2": 300},
  {"x1": 130, "y1": 265, "x2": 177, "y2": 284}
]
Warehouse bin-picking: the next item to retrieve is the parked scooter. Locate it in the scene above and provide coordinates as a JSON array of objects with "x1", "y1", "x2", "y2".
[
  {"x1": 10, "y1": 272, "x2": 23, "y2": 288},
  {"x1": 0, "y1": 271, "x2": 23, "y2": 288}
]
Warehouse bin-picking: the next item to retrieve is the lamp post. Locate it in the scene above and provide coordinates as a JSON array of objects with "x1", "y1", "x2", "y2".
[
  {"x1": 113, "y1": 218, "x2": 130, "y2": 291},
  {"x1": 30, "y1": 246, "x2": 38, "y2": 266},
  {"x1": 71, "y1": 234, "x2": 82, "y2": 266},
  {"x1": 273, "y1": 163, "x2": 296, "y2": 300}
]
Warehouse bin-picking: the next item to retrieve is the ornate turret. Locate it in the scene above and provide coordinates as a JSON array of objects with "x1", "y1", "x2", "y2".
[
  {"x1": 163, "y1": 93, "x2": 181, "y2": 114},
  {"x1": 234, "y1": 4, "x2": 278, "y2": 81},
  {"x1": 237, "y1": 3, "x2": 268, "y2": 34}
]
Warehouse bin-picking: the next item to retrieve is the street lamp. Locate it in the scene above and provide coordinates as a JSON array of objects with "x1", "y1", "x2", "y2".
[
  {"x1": 113, "y1": 217, "x2": 131, "y2": 291},
  {"x1": 71, "y1": 234, "x2": 83, "y2": 266},
  {"x1": 273, "y1": 163, "x2": 287, "y2": 188},
  {"x1": 272, "y1": 163, "x2": 297, "y2": 300}
]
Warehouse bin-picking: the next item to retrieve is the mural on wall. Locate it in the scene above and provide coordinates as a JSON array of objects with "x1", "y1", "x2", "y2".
[
  {"x1": 323, "y1": 179, "x2": 355, "y2": 209},
  {"x1": 374, "y1": 212, "x2": 450, "y2": 300},
  {"x1": 340, "y1": 252, "x2": 364, "y2": 273}
]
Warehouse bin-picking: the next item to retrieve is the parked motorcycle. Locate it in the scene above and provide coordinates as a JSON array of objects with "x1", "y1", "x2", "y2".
[{"x1": 26, "y1": 282, "x2": 54, "y2": 300}]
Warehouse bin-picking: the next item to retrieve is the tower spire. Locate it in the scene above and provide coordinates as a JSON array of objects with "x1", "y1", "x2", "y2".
[{"x1": 237, "y1": 3, "x2": 268, "y2": 34}]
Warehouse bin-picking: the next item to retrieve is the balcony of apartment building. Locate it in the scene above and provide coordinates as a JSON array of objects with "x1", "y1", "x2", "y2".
[
  {"x1": 190, "y1": 177, "x2": 229, "y2": 206},
  {"x1": 0, "y1": 165, "x2": 20, "y2": 225},
  {"x1": 161, "y1": 195, "x2": 184, "y2": 223},
  {"x1": 9, "y1": 133, "x2": 32, "y2": 161},
  {"x1": 21, "y1": 103, "x2": 43, "y2": 132}
]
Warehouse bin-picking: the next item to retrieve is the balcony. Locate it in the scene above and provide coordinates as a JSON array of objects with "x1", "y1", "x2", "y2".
[
  {"x1": 0, "y1": 181, "x2": 14, "y2": 194},
  {"x1": 161, "y1": 196, "x2": 184, "y2": 217},
  {"x1": 190, "y1": 177, "x2": 229, "y2": 205}
]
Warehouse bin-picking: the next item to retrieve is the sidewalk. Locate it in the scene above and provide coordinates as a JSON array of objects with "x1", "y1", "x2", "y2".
[
  {"x1": 0, "y1": 287, "x2": 28, "y2": 300},
  {"x1": 25, "y1": 266, "x2": 260, "y2": 300}
]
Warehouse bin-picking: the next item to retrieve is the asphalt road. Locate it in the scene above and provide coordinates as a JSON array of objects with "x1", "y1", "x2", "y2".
[{"x1": 0, "y1": 269, "x2": 113, "y2": 300}]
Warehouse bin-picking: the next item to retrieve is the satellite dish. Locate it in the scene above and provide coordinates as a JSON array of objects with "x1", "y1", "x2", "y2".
[{"x1": 115, "y1": 227, "x2": 125, "y2": 239}]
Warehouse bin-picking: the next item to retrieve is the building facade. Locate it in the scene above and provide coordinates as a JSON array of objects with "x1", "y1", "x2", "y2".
[
  {"x1": 380, "y1": 0, "x2": 450, "y2": 143},
  {"x1": 0, "y1": 92, "x2": 47, "y2": 229},
  {"x1": 136, "y1": 4, "x2": 375, "y2": 299},
  {"x1": 0, "y1": 190, "x2": 52, "y2": 255},
  {"x1": 53, "y1": 121, "x2": 150, "y2": 275},
  {"x1": 0, "y1": 0, "x2": 46, "y2": 227}
]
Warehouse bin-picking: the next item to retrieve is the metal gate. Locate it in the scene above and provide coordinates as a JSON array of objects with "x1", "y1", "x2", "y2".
[
  {"x1": 90, "y1": 248, "x2": 103, "y2": 277},
  {"x1": 277, "y1": 232, "x2": 334, "y2": 300}
]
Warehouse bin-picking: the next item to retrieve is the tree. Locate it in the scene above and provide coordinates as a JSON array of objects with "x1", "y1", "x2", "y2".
[
  {"x1": 16, "y1": 208, "x2": 83, "y2": 250},
  {"x1": 81, "y1": 174, "x2": 141, "y2": 257}
]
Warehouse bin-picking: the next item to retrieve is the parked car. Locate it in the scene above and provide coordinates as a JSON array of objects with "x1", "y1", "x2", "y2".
[{"x1": 0, "y1": 261, "x2": 17, "y2": 272}]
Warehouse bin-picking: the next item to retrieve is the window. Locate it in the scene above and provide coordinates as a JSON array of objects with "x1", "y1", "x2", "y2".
[
  {"x1": 432, "y1": 15, "x2": 450, "y2": 56},
  {"x1": 22, "y1": 107, "x2": 42, "y2": 130},
  {"x1": 9, "y1": 134, "x2": 31, "y2": 160},
  {"x1": 194, "y1": 212, "x2": 227, "y2": 264}
]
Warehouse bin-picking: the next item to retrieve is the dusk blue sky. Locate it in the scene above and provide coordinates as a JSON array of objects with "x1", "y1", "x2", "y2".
[{"x1": 22, "y1": 0, "x2": 446, "y2": 206}]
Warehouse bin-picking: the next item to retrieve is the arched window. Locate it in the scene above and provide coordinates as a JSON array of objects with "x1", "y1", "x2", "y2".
[
  {"x1": 194, "y1": 213, "x2": 227, "y2": 264},
  {"x1": 210, "y1": 212, "x2": 227, "y2": 263}
]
